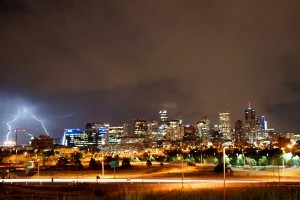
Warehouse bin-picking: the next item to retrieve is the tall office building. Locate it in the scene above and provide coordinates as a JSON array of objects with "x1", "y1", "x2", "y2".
[
  {"x1": 149, "y1": 120, "x2": 159, "y2": 135},
  {"x1": 107, "y1": 126, "x2": 123, "y2": 144},
  {"x1": 97, "y1": 123, "x2": 110, "y2": 145},
  {"x1": 63, "y1": 128, "x2": 85, "y2": 147},
  {"x1": 183, "y1": 125, "x2": 197, "y2": 136},
  {"x1": 196, "y1": 115, "x2": 210, "y2": 138},
  {"x1": 123, "y1": 124, "x2": 132, "y2": 136},
  {"x1": 256, "y1": 116, "x2": 267, "y2": 139},
  {"x1": 134, "y1": 119, "x2": 149, "y2": 135},
  {"x1": 165, "y1": 119, "x2": 182, "y2": 141},
  {"x1": 235, "y1": 120, "x2": 244, "y2": 143},
  {"x1": 85, "y1": 122, "x2": 102, "y2": 146},
  {"x1": 245, "y1": 102, "x2": 256, "y2": 143},
  {"x1": 219, "y1": 112, "x2": 231, "y2": 139},
  {"x1": 159, "y1": 109, "x2": 168, "y2": 123},
  {"x1": 159, "y1": 109, "x2": 168, "y2": 135}
]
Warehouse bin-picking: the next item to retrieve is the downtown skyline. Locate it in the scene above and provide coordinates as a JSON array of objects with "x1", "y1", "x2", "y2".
[{"x1": 0, "y1": 102, "x2": 285, "y2": 145}]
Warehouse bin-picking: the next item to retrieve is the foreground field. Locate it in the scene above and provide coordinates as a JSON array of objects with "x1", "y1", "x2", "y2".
[
  {"x1": 4, "y1": 162, "x2": 300, "y2": 199},
  {"x1": 1, "y1": 182, "x2": 300, "y2": 200},
  {"x1": 25, "y1": 162, "x2": 300, "y2": 182}
]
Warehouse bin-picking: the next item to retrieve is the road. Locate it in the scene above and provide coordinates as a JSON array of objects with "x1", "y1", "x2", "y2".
[
  {"x1": 2, "y1": 163, "x2": 300, "y2": 199},
  {"x1": 3, "y1": 162, "x2": 300, "y2": 187},
  {"x1": 2, "y1": 177, "x2": 299, "y2": 186},
  {"x1": 2, "y1": 177, "x2": 300, "y2": 199}
]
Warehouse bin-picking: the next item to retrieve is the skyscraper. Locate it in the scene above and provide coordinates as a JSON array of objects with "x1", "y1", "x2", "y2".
[
  {"x1": 234, "y1": 120, "x2": 244, "y2": 143},
  {"x1": 196, "y1": 115, "x2": 210, "y2": 138},
  {"x1": 159, "y1": 109, "x2": 168, "y2": 135},
  {"x1": 183, "y1": 125, "x2": 196, "y2": 136},
  {"x1": 123, "y1": 124, "x2": 133, "y2": 136},
  {"x1": 134, "y1": 119, "x2": 149, "y2": 135},
  {"x1": 256, "y1": 116, "x2": 267, "y2": 139},
  {"x1": 219, "y1": 112, "x2": 231, "y2": 139},
  {"x1": 245, "y1": 102, "x2": 256, "y2": 143},
  {"x1": 165, "y1": 119, "x2": 182, "y2": 141},
  {"x1": 159, "y1": 109, "x2": 168, "y2": 123}
]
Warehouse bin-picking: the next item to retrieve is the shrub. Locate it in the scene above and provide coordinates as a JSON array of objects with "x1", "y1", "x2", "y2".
[
  {"x1": 187, "y1": 162, "x2": 196, "y2": 166},
  {"x1": 121, "y1": 158, "x2": 132, "y2": 169},
  {"x1": 146, "y1": 160, "x2": 152, "y2": 167},
  {"x1": 204, "y1": 156, "x2": 218, "y2": 164},
  {"x1": 89, "y1": 158, "x2": 99, "y2": 169},
  {"x1": 258, "y1": 156, "x2": 268, "y2": 166},
  {"x1": 214, "y1": 163, "x2": 233, "y2": 173},
  {"x1": 248, "y1": 158, "x2": 257, "y2": 166}
]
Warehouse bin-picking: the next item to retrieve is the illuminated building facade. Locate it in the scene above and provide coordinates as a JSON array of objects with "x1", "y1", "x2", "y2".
[
  {"x1": 123, "y1": 124, "x2": 132, "y2": 136},
  {"x1": 183, "y1": 125, "x2": 196, "y2": 136},
  {"x1": 219, "y1": 112, "x2": 231, "y2": 139},
  {"x1": 149, "y1": 120, "x2": 159, "y2": 134},
  {"x1": 159, "y1": 109, "x2": 168, "y2": 123},
  {"x1": 86, "y1": 122, "x2": 106, "y2": 146},
  {"x1": 134, "y1": 119, "x2": 149, "y2": 135},
  {"x1": 183, "y1": 124, "x2": 198, "y2": 145},
  {"x1": 165, "y1": 119, "x2": 182, "y2": 141},
  {"x1": 196, "y1": 115, "x2": 210, "y2": 138},
  {"x1": 234, "y1": 120, "x2": 244, "y2": 143},
  {"x1": 63, "y1": 121, "x2": 110, "y2": 147},
  {"x1": 256, "y1": 116, "x2": 267, "y2": 139},
  {"x1": 98, "y1": 123, "x2": 109, "y2": 145},
  {"x1": 245, "y1": 102, "x2": 256, "y2": 143},
  {"x1": 107, "y1": 126, "x2": 123, "y2": 144},
  {"x1": 63, "y1": 128, "x2": 88, "y2": 147},
  {"x1": 159, "y1": 109, "x2": 168, "y2": 135}
]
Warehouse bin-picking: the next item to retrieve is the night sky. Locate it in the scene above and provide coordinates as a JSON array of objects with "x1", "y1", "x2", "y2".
[{"x1": 1, "y1": 0, "x2": 300, "y2": 144}]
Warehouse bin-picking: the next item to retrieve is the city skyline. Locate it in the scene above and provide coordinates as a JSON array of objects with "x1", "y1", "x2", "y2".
[
  {"x1": 1, "y1": 1, "x2": 300, "y2": 142},
  {"x1": 0, "y1": 102, "x2": 282, "y2": 145}
]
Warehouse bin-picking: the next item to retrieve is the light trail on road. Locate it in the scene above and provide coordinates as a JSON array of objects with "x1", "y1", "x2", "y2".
[{"x1": 1, "y1": 178, "x2": 297, "y2": 184}]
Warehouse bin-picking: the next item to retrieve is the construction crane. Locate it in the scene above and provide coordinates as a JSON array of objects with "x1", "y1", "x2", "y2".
[
  {"x1": 13, "y1": 128, "x2": 37, "y2": 163},
  {"x1": 14, "y1": 128, "x2": 37, "y2": 146}
]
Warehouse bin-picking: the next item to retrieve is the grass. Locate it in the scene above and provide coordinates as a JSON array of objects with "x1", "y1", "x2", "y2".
[
  {"x1": 1, "y1": 183, "x2": 300, "y2": 200},
  {"x1": 118, "y1": 186, "x2": 300, "y2": 200}
]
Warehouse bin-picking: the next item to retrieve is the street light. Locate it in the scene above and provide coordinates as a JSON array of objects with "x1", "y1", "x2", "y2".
[
  {"x1": 37, "y1": 159, "x2": 40, "y2": 178},
  {"x1": 178, "y1": 154, "x2": 184, "y2": 188},
  {"x1": 101, "y1": 152, "x2": 105, "y2": 178},
  {"x1": 223, "y1": 147, "x2": 228, "y2": 200},
  {"x1": 282, "y1": 157, "x2": 285, "y2": 179}
]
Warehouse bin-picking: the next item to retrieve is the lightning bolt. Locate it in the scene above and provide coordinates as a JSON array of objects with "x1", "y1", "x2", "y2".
[
  {"x1": 53, "y1": 113, "x2": 74, "y2": 118},
  {"x1": 6, "y1": 110, "x2": 21, "y2": 144},
  {"x1": 29, "y1": 112, "x2": 49, "y2": 135},
  {"x1": 4, "y1": 107, "x2": 50, "y2": 145}
]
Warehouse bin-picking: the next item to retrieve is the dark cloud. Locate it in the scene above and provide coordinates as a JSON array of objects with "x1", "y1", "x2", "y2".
[{"x1": 1, "y1": 0, "x2": 300, "y2": 142}]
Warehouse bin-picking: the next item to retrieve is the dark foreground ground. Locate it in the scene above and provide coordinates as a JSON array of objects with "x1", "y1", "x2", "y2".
[
  {"x1": 1, "y1": 182, "x2": 300, "y2": 200},
  {"x1": 2, "y1": 163, "x2": 300, "y2": 199}
]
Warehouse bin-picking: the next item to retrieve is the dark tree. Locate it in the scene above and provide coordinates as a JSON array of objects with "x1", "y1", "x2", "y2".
[
  {"x1": 57, "y1": 156, "x2": 68, "y2": 168},
  {"x1": 146, "y1": 160, "x2": 152, "y2": 167},
  {"x1": 214, "y1": 163, "x2": 233, "y2": 173},
  {"x1": 89, "y1": 158, "x2": 99, "y2": 169},
  {"x1": 121, "y1": 158, "x2": 132, "y2": 169}
]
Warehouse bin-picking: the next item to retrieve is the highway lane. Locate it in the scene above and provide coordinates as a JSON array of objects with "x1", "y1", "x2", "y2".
[
  {"x1": 2, "y1": 177, "x2": 299, "y2": 199},
  {"x1": 1, "y1": 179, "x2": 299, "y2": 200},
  {"x1": 1, "y1": 178, "x2": 297, "y2": 184}
]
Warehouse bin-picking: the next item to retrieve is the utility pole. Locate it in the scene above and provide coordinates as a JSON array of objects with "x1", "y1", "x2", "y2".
[
  {"x1": 14, "y1": 128, "x2": 35, "y2": 163},
  {"x1": 223, "y1": 147, "x2": 228, "y2": 200},
  {"x1": 15, "y1": 129, "x2": 18, "y2": 163}
]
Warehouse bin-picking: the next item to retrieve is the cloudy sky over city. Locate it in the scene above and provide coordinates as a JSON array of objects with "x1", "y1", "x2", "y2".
[{"x1": 0, "y1": 0, "x2": 300, "y2": 143}]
